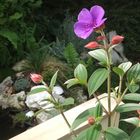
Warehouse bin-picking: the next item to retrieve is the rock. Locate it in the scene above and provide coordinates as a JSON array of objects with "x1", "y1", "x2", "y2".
[
  {"x1": 26, "y1": 111, "x2": 34, "y2": 118},
  {"x1": 25, "y1": 85, "x2": 53, "y2": 109},
  {"x1": 0, "y1": 91, "x2": 26, "y2": 109},
  {"x1": 0, "y1": 76, "x2": 13, "y2": 95},
  {"x1": 25, "y1": 85, "x2": 65, "y2": 110},
  {"x1": 36, "y1": 109, "x2": 59, "y2": 124}
]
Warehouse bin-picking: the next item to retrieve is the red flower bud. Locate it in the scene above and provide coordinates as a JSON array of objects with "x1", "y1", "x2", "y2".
[
  {"x1": 88, "y1": 116, "x2": 95, "y2": 125},
  {"x1": 96, "y1": 36, "x2": 106, "y2": 41},
  {"x1": 85, "y1": 41, "x2": 100, "y2": 49},
  {"x1": 111, "y1": 35, "x2": 124, "y2": 45},
  {"x1": 30, "y1": 73, "x2": 43, "y2": 84}
]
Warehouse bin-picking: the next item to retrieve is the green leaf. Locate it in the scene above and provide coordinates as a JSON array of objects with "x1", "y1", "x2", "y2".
[
  {"x1": 105, "y1": 127, "x2": 130, "y2": 140},
  {"x1": 119, "y1": 61, "x2": 132, "y2": 73},
  {"x1": 88, "y1": 49, "x2": 107, "y2": 65},
  {"x1": 75, "y1": 124, "x2": 101, "y2": 140},
  {"x1": 29, "y1": 87, "x2": 47, "y2": 95},
  {"x1": 128, "y1": 84, "x2": 139, "y2": 93},
  {"x1": 74, "y1": 64, "x2": 87, "y2": 84},
  {"x1": 61, "y1": 97, "x2": 74, "y2": 106},
  {"x1": 10, "y1": 12, "x2": 23, "y2": 20},
  {"x1": 49, "y1": 70, "x2": 58, "y2": 90},
  {"x1": 123, "y1": 93, "x2": 140, "y2": 101},
  {"x1": 87, "y1": 124, "x2": 102, "y2": 140},
  {"x1": 116, "y1": 103, "x2": 140, "y2": 113},
  {"x1": 64, "y1": 42, "x2": 79, "y2": 66},
  {"x1": 88, "y1": 68, "x2": 108, "y2": 96},
  {"x1": 113, "y1": 67, "x2": 124, "y2": 76},
  {"x1": 121, "y1": 117, "x2": 140, "y2": 127},
  {"x1": 71, "y1": 103, "x2": 102, "y2": 130},
  {"x1": 130, "y1": 127, "x2": 140, "y2": 140},
  {"x1": 64, "y1": 78, "x2": 79, "y2": 88},
  {"x1": 127, "y1": 63, "x2": 140, "y2": 83},
  {"x1": 0, "y1": 30, "x2": 18, "y2": 48}
]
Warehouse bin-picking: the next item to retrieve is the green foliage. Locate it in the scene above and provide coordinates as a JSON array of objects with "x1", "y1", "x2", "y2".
[
  {"x1": 75, "y1": 124, "x2": 102, "y2": 140},
  {"x1": 14, "y1": 78, "x2": 30, "y2": 92},
  {"x1": 130, "y1": 127, "x2": 140, "y2": 140},
  {"x1": 104, "y1": 127, "x2": 130, "y2": 140},
  {"x1": 74, "y1": 64, "x2": 87, "y2": 85},
  {"x1": 123, "y1": 93, "x2": 140, "y2": 102},
  {"x1": 0, "y1": 0, "x2": 42, "y2": 67},
  {"x1": 12, "y1": 112, "x2": 28, "y2": 127},
  {"x1": 127, "y1": 63, "x2": 140, "y2": 83},
  {"x1": 61, "y1": 97, "x2": 74, "y2": 106},
  {"x1": 121, "y1": 117, "x2": 140, "y2": 127},
  {"x1": 116, "y1": 103, "x2": 140, "y2": 113},
  {"x1": 88, "y1": 68, "x2": 108, "y2": 96},
  {"x1": 88, "y1": 49, "x2": 108, "y2": 66},
  {"x1": 64, "y1": 43, "x2": 80, "y2": 68},
  {"x1": 49, "y1": 70, "x2": 59, "y2": 90},
  {"x1": 71, "y1": 103, "x2": 102, "y2": 130}
]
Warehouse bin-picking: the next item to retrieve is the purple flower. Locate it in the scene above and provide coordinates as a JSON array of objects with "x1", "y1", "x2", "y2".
[{"x1": 74, "y1": 5, "x2": 107, "y2": 39}]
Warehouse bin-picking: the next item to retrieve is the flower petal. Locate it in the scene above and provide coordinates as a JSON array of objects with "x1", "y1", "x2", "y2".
[
  {"x1": 94, "y1": 18, "x2": 107, "y2": 29},
  {"x1": 74, "y1": 22, "x2": 93, "y2": 39},
  {"x1": 78, "y1": 8, "x2": 93, "y2": 23},
  {"x1": 90, "y1": 5, "x2": 105, "y2": 22}
]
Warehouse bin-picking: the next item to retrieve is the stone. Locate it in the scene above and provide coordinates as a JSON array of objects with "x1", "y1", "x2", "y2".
[
  {"x1": 0, "y1": 76, "x2": 13, "y2": 94},
  {"x1": 0, "y1": 91, "x2": 26, "y2": 109},
  {"x1": 36, "y1": 109, "x2": 59, "y2": 124}
]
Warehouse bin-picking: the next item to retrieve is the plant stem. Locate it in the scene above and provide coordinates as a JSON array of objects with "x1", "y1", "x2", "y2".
[
  {"x1": 100, "y1": 30, "x2": 112, "y2": 127},
  {"x1": 60, "y1": 110, "x2": 77, "y2": 138},
  {"x1": 106, "y1": 52, "x2": 111, "y2": 127},
  {"x1": 118, "y1": 76, "x2": 123, "y2": 98},
  {"x1": 94, "y1": 93, "x2": 109, "y2": 115},
  {"x1": 42, "y1": 81, "x2": 77, "y2": 137}
]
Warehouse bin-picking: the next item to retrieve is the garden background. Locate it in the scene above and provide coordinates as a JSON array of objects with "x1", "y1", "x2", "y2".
[{"x1": 0, "y1": 0, "x2": 140, "y2": 139}]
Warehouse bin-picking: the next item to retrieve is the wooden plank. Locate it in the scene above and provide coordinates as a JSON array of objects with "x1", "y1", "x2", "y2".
[{"x1": 10, "y1": 93, "x2": 117, "y2": 140}]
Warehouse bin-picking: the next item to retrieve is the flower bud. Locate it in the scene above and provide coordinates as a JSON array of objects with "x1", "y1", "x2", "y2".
[
  {"x1": 30, "y1": 73, "x2": 43, "y2": 84},
  {"x1": 111, "y1": 35, "x2": 124, "y2": 45},
  {"x1": 96, "y1": 36, "x2": 106, "y2": 41},
  {"x1": 88, "y1": 116, "x2": 95, "y2": 125},
  {"x1": 85, "y1": 41, "x2": 100, "y2": 49}
]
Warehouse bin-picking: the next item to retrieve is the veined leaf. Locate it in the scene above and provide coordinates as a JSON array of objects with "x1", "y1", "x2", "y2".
[
  {"x1": 116, "y1": 103, "x2": 140, "y2": 113},
  {"x1": 49, "y1": 70, "x2": 58, "y2": 90},
  {"x1": 62, "y1": 97, "x2": 74, "y2": 106},
  {"x1": 74, "y1": 64, "x2": 87, "y2": 84},
  {"x1": 123, "y1": 93, "x2": 140, "y2": 101},
  {"x1": 64, "y1": 78, "x2": 79, "y2": 88},
  {"x1": 127, "y1": 63, "x2": 140, "y2": 83},
  {"x1": 104, "y1": 127, "x2": 130, "y2": 140},
  {"x1": 71, "y1": 103, "x2": 102, "y2": 130},
  {"x1": 130, "y1": 127, "x2": 140, "y2": 140},
  {"x1": 29, "y1": 87, "x2": 47, "y2": 95},
  {"x1": 121, "y1": 117, "x2": 140, "y2": 127},
  {"x1": 88, "y1": 68, "x2": 108, "y2": 96},
  {"x1": 128, "y1": 84, "x2": 139, "y2": 93},
  {"x1": 119, "y1": 61, "x2": 132, "y2": 73},
  {"x1": 113, "y1": 67, "x2": 124, "y2": 76},
  {"x1": 88, "y1": 49, "x2": 107, "y2": 65},
  {"x1": 75, "y1": 124, "x2": 101, "y2": 140}
]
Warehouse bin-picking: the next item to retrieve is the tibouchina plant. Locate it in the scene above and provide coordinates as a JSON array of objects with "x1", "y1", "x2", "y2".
[
  {"x1": 30, "y1": 5, "x2": 140, "y2": 140},
  {"x1": 64, "y1": 5, "x2": 140, "y2": 140}
]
